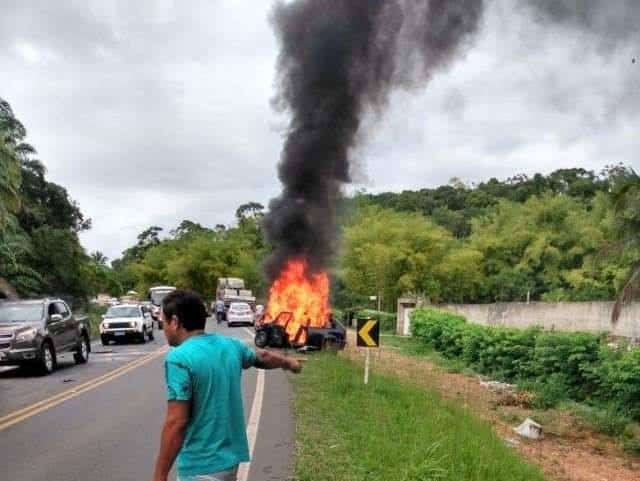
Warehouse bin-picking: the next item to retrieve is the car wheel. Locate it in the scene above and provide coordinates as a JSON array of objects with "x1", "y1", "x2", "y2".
[
  {"x1": 39, "y1": 342, "x2": 56, "y2": 375},
  {"x1": 255, "y1": 330, "x2": 269, "y2": 348},
  {"x1": 74, "y1": 334, "x2": 90, "y2": 364},
  {"x1": 101, "y1": 335, "x2": 109, "y2": 346},
  {"x1": 270, "y1": 327, "x2": 285, "y2": 349}
]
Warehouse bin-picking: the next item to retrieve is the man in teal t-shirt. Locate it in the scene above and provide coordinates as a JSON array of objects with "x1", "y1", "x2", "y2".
[{"x1": 151, "y1": 290, "x2": 301, "y2": 481}]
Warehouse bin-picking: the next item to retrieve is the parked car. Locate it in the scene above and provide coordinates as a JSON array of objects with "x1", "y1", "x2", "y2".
[
  {"x1": 0, "y1": 299, "x2": 91, "y2": 375},
  {"x1": 227, "y1": 302, "x2": 255, "y2": 327},
  {"x1": 100, "y1": 304, "x2": 153, "y2": 345}
]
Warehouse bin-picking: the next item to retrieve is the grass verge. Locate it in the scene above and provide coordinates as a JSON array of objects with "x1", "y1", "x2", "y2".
[{"x1": 293, "y1": 354, "x2": 547, "y2": 481}]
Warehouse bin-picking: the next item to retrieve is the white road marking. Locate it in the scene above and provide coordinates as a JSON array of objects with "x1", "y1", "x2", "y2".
[
  {"x1": 236, "y1": 326, "x2": 265, "y2": 481},
  {"x1": 89, "y1": 356, "x2": 141, "y2": 363},
  {"x1": 237, "y1": 368, "x2": 265, "y2": 481}
]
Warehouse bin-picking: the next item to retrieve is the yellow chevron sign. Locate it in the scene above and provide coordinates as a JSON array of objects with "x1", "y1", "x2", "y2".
[{"x1": 357, "y1": 319, "x2": 379, "y2": 347}]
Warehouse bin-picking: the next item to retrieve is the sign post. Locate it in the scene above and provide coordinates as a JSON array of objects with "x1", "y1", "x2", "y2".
[{"x1": 356, "y1": 317, "x2": 380, "y2": 385}]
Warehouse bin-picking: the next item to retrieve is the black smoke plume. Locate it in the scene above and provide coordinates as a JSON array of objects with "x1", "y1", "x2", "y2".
[
  {"x1": 262, "y1": 0, "x2": 637, "y2": 282},
  {"x1": 263, "y1": 0, "x2": 485, "y2": 281}
]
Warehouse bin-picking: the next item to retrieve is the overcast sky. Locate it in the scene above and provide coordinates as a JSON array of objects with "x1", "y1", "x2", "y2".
[{"x1": 1, "y1": 0, "x2": 638, "y2": 261}]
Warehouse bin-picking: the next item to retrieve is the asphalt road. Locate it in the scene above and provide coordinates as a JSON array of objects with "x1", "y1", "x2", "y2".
[{"x1": 0, "y1": 319, "x2": 295, "y2": 481}]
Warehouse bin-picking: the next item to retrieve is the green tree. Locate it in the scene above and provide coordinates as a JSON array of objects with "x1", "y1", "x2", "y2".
[
  {"x1": 0, "y1": 218, "x2": 42, "y2": 297},
  {"x1": 28, "y1": 227, "x2": 90, "y2": 300},
  {"x1": 341, "y1": 206, "x2": 453, "y2": 309},
  {"x1": 170, "y1": 219, "x2": 210, "y2": 238},
  {"x1": 0, "y1": 98, "x2": 30, "y2": 228},
  {"x1": 90, "y1": 251, "x2": 109, "y2": 265},
  {"x1": 118, "y1": 217, "x2": 268, "y2": 300},
  {"x1": 468, "y1": 194, "x2": 606, "y2": 302},
  {"x1": 18, "y1": 159, "x2": 91, "y2": 233}
]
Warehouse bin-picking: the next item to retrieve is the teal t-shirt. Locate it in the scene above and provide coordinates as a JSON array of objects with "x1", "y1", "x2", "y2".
[{"x1": 164, "y1": 333, "x2": 256, "y2": 477}]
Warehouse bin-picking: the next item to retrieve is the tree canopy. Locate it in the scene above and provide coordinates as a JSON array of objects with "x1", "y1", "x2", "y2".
[{"x1": 2, "y1": 96, "x2": 636, "y2": 314}]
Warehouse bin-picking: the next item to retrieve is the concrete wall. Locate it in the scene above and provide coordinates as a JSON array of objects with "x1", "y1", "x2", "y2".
[
  {"x1": 397, "y1": 299, "x2": 640, "y2": 338},
  {"x1": 397, "y1": 297, "x2": 427, "y2": 336},
  {"x1": 434, "y1": 301, "x2": 640, "y2": 339}
]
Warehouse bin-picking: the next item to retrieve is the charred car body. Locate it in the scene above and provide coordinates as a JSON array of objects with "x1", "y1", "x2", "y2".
[{"x1": 254, "y1": 312, "x2": 346, "y2": 351}]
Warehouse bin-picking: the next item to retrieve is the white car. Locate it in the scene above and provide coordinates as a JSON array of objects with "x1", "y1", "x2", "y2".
[
  {"x1": 100, "y1": 304, "x2": 154, "y2": 345},
  {"x1": 227, "y1": 302, "x2": 255, "y2": 327}
]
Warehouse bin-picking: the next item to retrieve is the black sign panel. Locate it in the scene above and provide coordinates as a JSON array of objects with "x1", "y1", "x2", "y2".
[{"x1": 356, "y1": 318, "x2": 379, "y2": 347}]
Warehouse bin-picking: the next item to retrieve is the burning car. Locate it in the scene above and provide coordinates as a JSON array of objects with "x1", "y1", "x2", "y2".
[
  {"x1": 254, "y1": 311, "x2": 346, "y2": 351},
  {"x1": 255, "y1": 259, "x2": 347, "y2": 351}
]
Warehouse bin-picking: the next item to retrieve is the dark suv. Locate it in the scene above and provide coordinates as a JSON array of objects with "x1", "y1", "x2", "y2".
[{"x1": 0, "y1": 299, "x2": 91, "y2": 374}]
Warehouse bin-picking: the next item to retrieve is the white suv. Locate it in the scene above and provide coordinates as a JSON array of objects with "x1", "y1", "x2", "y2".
[{"x1": 100, "y1": 304, "x2": 154, "y2": 345}]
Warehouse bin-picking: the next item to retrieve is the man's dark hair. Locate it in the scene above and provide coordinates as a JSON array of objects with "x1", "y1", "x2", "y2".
[{"x1": 162, "y1": 289, "x2": 207, "y2": 331}]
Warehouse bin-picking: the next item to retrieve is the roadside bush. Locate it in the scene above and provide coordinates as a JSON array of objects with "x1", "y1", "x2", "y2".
[
  {"x1": 476, "y1": 327, "x2": 539, "y2": 381},
  {"x1": 598, "y1": 348, "x2": 640, "y2": 420},
  {"x1": 621, "y1": 424, "x2": 640, "y2": 456},
  {"x1": 523, "y1": 374, "x2": 572, "y2": 409},
  {"x1": 572, "y1": 403, "x2": 631, "y2": 436},
  {"x1": 530, "y1": 331, "x2": 601, "y2": 400},
  {"x1": 410, "y1": 307, "x2": 640, "y2": 421}
]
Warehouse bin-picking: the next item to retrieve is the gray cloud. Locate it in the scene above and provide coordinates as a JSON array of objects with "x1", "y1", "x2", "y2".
[
  {"x1": 1, "y1": 0, "x2": 638, "y2": 261},
  {"x1": 522, "y1": 0, "x2": 640, "y2": 44}
]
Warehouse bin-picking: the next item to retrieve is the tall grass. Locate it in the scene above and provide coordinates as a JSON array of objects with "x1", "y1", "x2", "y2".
[{"x1": 294, "y1": 355, "x2": 547, "y2": 481}]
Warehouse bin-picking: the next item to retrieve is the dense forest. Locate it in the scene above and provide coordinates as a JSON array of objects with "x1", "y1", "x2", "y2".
[
  {"x1": 2, "y1": 97, "x2": 638, "y2": 312},
  {"x1": 339, "y1": 166, "x2": 640, "y2": 310}
]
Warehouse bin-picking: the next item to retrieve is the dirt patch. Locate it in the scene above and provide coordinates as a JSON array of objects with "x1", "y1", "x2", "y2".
[{"x1": 343, "y1": 331, "x2": 640, "y2": 481}]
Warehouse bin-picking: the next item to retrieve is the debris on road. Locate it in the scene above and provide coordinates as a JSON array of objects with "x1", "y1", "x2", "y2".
[
  {"x1": 479, "y1": 378, "x2": 514, "y2": 393},
  {"x1": 514, "y1": 418, "x2": 543, "y2": 440},
  {"x1": 479, "y1": 378, "x2": 534, "y2": 407}
]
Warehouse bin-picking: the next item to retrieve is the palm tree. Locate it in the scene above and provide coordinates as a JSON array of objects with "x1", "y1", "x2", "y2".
[
  {"x1": 610, "y1": 167, "x2": 640, "y2": 324},
  {"x1": 90, "y1": 251, "x2": 109, "y2": 265},
  {"x1": 0, "y1": 98, "x2": 39, "y2": 299},
  {"x1": 0, "y1": 98, "x2": 36, "y2": 228}
]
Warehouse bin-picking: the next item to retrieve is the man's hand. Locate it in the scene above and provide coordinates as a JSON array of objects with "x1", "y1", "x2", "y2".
[{"x1": 254, "y1": 349, "x2": 303, "y2": 373}]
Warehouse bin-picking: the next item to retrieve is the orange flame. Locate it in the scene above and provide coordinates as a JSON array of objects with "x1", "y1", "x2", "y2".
[{"x1": 265, "y1": 259, "x2": 331, "y2": 345}]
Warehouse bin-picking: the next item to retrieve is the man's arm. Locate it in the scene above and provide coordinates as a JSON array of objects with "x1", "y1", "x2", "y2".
[
  {"x1": 253, "y1": 348, "x2": 302, "y2": 373},
  {"x1": 152, "y1": 401, "x2": 190, "y2": 481}
]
